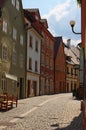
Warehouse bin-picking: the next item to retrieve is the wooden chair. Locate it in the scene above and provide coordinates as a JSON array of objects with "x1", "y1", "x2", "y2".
[
  {"x1": 12, "y1": 95, "x2": 18, "y2": 107},
  {"x1": 1, "y1": 95, "x2": 13, "y2": 111}
]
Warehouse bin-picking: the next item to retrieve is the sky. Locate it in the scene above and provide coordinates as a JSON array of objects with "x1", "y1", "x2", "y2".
[{"x1": 22, "y1": 0, "x2": 81, "y2": 46}]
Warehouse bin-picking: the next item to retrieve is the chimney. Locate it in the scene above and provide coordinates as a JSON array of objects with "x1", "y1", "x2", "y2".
[{"x1": 67, "y1": 39, "x2": 71, "y2": 48}]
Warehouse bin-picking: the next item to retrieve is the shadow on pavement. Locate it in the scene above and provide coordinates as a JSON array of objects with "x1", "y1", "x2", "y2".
[{"x1": 51, "y1": 112, "x2": 83, "y2": 130}]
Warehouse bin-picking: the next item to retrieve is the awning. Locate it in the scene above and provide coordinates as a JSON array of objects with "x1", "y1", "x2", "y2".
[{"x1": 5, "y1": 73, "x2": 18, "y2": 81}]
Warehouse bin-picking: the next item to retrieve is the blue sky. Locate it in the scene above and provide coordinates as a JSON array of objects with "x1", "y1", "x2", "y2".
[{"x1": 22, "y1": 0, "x2": 81, "y2": 46}]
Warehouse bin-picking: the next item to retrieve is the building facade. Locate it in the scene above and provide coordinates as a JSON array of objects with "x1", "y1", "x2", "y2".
[
  {"x1": 64, "y1": 40, "x2": 80, "y2": 92},
  {"x1": 24, "y1": 9, "x2": 55, "y2": 95},
  {"x1": 40, "y1": 27, "x2": 55, "y2": 95},
  {"x1": 54, "y1": 37, "x2": 66, "y2": 93},
  {"x1": 24, "y1": 9, "x2": 42, "y2": 97},
  {"x1": 0, "y1": 0, "x2": 26, "y2": 99}
]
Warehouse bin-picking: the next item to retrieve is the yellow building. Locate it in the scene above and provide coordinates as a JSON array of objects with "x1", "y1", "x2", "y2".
[{"x1": 64, "y1": 40, "x2": 80, "y2": 92}]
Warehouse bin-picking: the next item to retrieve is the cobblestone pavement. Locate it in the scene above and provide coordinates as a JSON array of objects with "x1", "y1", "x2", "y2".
[{"x1": 0, "y1": 93, "x2": 83, "y2": 130}]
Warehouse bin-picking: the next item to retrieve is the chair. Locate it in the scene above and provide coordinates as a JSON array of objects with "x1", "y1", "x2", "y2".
[
  {"x1": 12, "y1": 95, "x2": 18, "y2": 107},
  {"x1": 1, "y1": 95, "x2": 13, "y2": 111}
]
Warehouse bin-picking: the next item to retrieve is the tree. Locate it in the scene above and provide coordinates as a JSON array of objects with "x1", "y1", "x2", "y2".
[{"x1": 77, "y1": 0, "x2": 81, "y2": 6}]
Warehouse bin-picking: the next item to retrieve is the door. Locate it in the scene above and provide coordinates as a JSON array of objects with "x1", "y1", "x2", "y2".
[
  {"x1": 33, "y1": 81, "x2": 37, "y2": 96},
  {"x1": 27, "y1": 80, "x2": 30, "y2": 97}
]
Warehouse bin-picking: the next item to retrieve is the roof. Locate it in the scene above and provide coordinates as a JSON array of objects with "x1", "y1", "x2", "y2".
[
  {"x1": 24, "y1": 9, "x2": 36, "y2": 22},
  {"x1": 24, "y1": 9, "x2": 43, "y2": 37},
  {"x1": 40, "y1": 19, "x2": 48, "y2": 28},
  {"x1": 24, "y1": 8, "x2": 41, "y2": 21},
  {"x1": 64, "y1": 45, "x2": 80, "y2": 65}
]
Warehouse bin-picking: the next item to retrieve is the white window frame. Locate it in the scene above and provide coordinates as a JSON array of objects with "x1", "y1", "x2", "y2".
[
  {"x1": 12, "y1": 0, "x2": 15, "y2": 6},
  {"x1": 2, "y1": 46, "x2": 7, "y2": 60},
  {"x1": 20, "y1": 54, "x2": 24, "y2": 68},
  {"x1": 20, "y1": 35, "x2": 23, "y2": 45},
  {"x1": 13, "y1": 27, "x2": 17, "y2": 40},
  {"x1": 12, "y1": 51, "x2": 17, "y2": 65},
  {"x1": 16, "y1": 0, "x2": 19, "y2": 10},
  {"x1": 11, "y1": 81, "x2": 16, "y2": 94},
  {"x1": 3, "y1": 20, "x2": 7, "y2": 33},
  {"x1": 2, "y1": 74, "x2": 6, "y2": 91}
]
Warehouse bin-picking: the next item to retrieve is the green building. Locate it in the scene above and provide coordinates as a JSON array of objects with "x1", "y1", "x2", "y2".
[{"x1": 0, "y1": 0, "x2": 26, "y2": 99}]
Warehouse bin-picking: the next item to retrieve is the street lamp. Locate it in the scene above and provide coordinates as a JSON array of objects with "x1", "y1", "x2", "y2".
[
  {"x1": 69, "y1": 20, "x2": 81, "y2": 35},
  {"x1": 69, "y1": 20, "x2": 85, "y2": 99}
]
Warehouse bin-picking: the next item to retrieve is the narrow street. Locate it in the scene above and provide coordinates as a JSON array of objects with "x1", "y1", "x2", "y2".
[{"x1": 0, "y1": 93, "x2": 83, "y2": 130}]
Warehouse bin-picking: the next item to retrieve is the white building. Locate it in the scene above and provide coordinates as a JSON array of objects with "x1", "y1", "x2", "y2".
[{"x1": 26, "y1": 28, "x2": 42, "y2": 97}]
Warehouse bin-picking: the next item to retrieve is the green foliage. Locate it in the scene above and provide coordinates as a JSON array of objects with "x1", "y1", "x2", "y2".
[{"x1": 77, "y1": 0, "x2": 81, "y2": 5}]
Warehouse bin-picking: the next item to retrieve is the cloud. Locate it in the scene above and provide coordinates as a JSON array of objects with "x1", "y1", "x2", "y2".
[
  {"x1": 42, "y1": 0, "x2": 81, "y2": 45},
  {"x1": 43, "y1": 0, "x2": 71, "y2": 21}
]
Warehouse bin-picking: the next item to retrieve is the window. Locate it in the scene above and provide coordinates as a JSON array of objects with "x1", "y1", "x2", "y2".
[
  {"x1": 41, "y1": 53, "x2": 44, "y2": 64},
  {"x1": 35, "y1": 61, "x2": 38, "y2": 72},
  {"x1": 71, "y1": 68, "x2": 73, "y2": 75},
  {"x1": 13, "y1": 27, "x2": 17, "y2": 40},
  {"x1": 75, "y1": 69, "x2": 77, "y2": 76},
  {"x1": 16, "y1": 0, "x2": 19, "y2": 10},
  {"x1": 2, "y1": 74, "x2": 6, "y2": 91},
  {"x1": 50, "y1": 42, "x2": 52, "y2": 50},
  {"x1": 11, "y1": 81, "x2": 16, "y2": 94},
  {"x1": 12, "y1": 52, "x2": 16, "y2": 65},
  {"x1": 46, "y1": 55, "x2": 49, "y2": 67},
  {"x1": 29, "y1": 58, "x2": 32, "y2": 70},
  {"x1": 46, "y1": 37, "x2": 49, "y2": 47},
  {"x1": 20, "y1": 35, "x2": 23, "y2": 45},
  {"x1": 67, "y1": 67, "x2": 69, "y2": 74},
  {"x1": 29, "y1": 35, "x2": 32, "y2": 48},
  {"x1": 35, "y1": 40, "x2": 38, "y2": 52},
  {"x1": 50, "y1": 58, "x2": 53, "y2": 69},
  {"x1": 20, "y1": 54, "x2": 24, "y2": 68},
  {"x1": 12, "y1": 0, "x2": 19, "y2": 10},
  {"x1": 2, "y1": 46, "x2": 7, "y2": 60},
  {"x1": 12, "y1": 0, "x2": 15, "y2": 6},
  {"x1": 3, "y1": 20, "x2": 7, "y2": 33}
]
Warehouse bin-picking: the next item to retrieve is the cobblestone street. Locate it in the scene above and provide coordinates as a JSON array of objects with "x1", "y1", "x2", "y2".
[{"x1": 0, "y1": 93, "x2": 83, "y2": 130}]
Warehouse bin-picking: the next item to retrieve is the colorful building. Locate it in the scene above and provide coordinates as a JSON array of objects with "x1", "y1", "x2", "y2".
[
  {"x1": 64, "y1": 39, "x2": 80, "y2": 92},
  {"x1": 0, "y1": 0, "x2": 26, "y2": 99},
  {"x1": 54, "y1": 37, "x2": 66, "y2": 93},
  {"x1": 24, "y1": 9, "x2": 55, "y2": 95},
  {"x1": 24, "y1": 9, "x2": 42, "y2": 97}
]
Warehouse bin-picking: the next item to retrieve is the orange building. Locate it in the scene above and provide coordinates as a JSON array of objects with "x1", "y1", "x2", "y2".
[{"x1": 54, "y1": 37, "x2": 66, "y2": 93}]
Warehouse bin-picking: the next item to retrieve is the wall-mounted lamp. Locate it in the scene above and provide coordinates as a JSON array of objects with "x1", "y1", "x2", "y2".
[{"x1": 69, "y1": 20, "x2": 81, "y2": 35}]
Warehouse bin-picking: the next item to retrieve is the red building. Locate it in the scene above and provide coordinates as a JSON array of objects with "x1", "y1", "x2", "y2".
[
  {"x1": 40, "y1": 20, "x2": 55, "y2": 95},
  {"x1": 54, "y1": 37, "x2": 66, "y2": 93}
]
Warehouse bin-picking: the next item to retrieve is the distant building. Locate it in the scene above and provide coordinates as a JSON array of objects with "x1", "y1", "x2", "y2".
[{"x1": 64, "y1": 40, "x2": 80, "y2": 92}]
